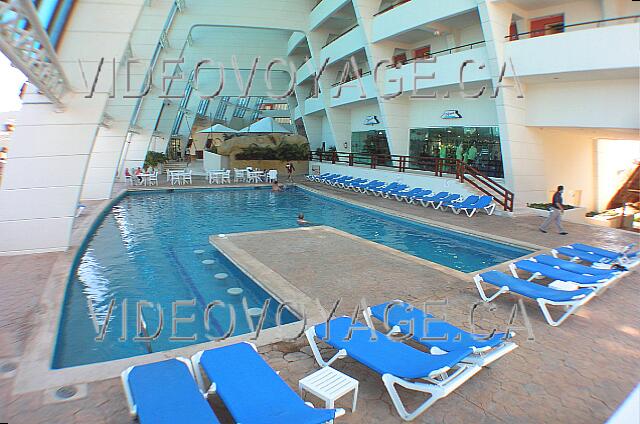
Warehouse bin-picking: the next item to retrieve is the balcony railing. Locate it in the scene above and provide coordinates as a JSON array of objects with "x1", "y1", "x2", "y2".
[
  {"x1": 309, "y1": 150, "x2": 513, "y2": 211},
  {"x1": 323, "y1": 23, "x2": 358, "y2": 48},
  {"x1": 387, "y1": 40, "x2": 486, "y2": 68},
  {"x1": 374, "y1": 0, "x2": 412, "y2": 17},
  {"x1": 331, "y1": 70, "x2": 372, "y2": 87},
  {"x1": 506, "y1": 14, "x2": 639, "y2": 40}
]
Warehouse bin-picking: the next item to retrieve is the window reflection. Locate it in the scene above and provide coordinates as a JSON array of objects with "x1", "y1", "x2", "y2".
[{"x1": 409, "y1": 127, "x2": 504, "y2": 178}]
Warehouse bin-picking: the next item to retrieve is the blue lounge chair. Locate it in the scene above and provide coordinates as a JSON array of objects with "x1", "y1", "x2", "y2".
[
  {"x1": 121, "y1": 358, "x2": 220, "y2": 424},
  {"x1": 358, "y1": 180, "x2": 386, "y2": 194},
  {"x1": 392, "y1": 188, "x2": 429, "y2": 203},
  {"x1": 363, "y1": 300, "x2": 517, "y2": 366},
  {"x1": 373, "y1": 183, "x2": 407, "y2": 197},
  {"x1": 570, "y1": 243, "x2": 639, "y2": 267},
  {"x1": 342, "y1": 177, "x2": 367, "y2": 189},
  {"x1": 318, "y1": 173, "x2": 340, "y2": 184},
  {"x1": 425, "y1": 193, "x2": 460, "y2": 209},
  {"x1": 192, "y1": 342, "x2": 342, "y2": 424},
  {"x1": 380, "y1": 184, "x2": 410, "y2": 198},
  {"x1": 306, "y1": 317, "x2": 482, "y2": 421},
  {"x1": 450, "y1": 195, "x2": 496, "y2": 217},
  {"x1": 329, "y1": 175, "x2": 353, "y2": 187},
  {"x1": 552, "y1": 246, "x2": 615, "y2": 265},
  {"x1": 307, "y1": 173, "x2": 331, "y2": 182},
  {"x1": 474, "y1": 270, "x2": 597, "y2": 326},
  {"x1": 533, "y1": 254, "x2": 622, "y2": 277},
  {"x1": 436, "y1": 193, "x2": 467, "y2": 210},
  {"x1": 509, "y1": 259, "x2": 618, "y2": 293},
  {"x1": 416, "y1": 191, "x2": 448, "y2": 207}
]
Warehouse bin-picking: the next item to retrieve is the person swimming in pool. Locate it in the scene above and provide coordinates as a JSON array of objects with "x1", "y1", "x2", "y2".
[
  {"x1": 272, "y1": 180, "x2": 283, "y2": 192},
  {"x1": 297, "y1": 213, "x2": 310, "y2": 226}
]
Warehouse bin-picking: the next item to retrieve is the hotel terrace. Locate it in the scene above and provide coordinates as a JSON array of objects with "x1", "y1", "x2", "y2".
[{"x1": 0, "y1": 0, "x2": 638, "y2": 423}]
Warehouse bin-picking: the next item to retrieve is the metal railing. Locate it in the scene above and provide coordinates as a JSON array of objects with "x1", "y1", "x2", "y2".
[
  {"x1": 309, "y1": 150, "x2": 514, "y2": 211},
  {"x1": 374, "y1": 0, "x2": 412, "y2": 17},
  {"x1": 331, "y1": 70, "x2": 372, "y2": 87},
  {"x1": 506, "y1": 15, "x2": 640, "y2": 40},
  {"x1": 323, "y1": 23, "x2": 358, "y2": 48},
  {"x1": 387, "y1": 41, "x2": 486, "y2": 68}
]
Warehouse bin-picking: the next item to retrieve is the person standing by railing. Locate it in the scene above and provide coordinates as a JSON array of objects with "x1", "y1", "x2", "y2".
[{"x1": 540, "y1": 185, "x2": 568, "y2": 235}]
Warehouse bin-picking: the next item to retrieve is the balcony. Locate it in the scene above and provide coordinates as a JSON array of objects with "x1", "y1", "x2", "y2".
[
  {"x1": 382, "y1": 42, "x2": 490, "y2": 96},
  {"x1": 505, "y1": 21, "x2": 640, "y2": 79},
  {"x1": 304, "y1": 96, "x2": 325, "y2": 115},
  {"x1": 372, "y1": 0, "x2": 476, "y2": 43},
  {"x1": 330, "y1": 73, "x2": 377, "y2": 107},
  {"x1": 287, "y1": 32, "x2": 306, "y2": 56},
  {"x1": 309, "y1": 0, "x2": 352, "y2": 31},
  {"x1": 296, "y1": 59, "x2": 316, "y2": 85},
  {"x1": 320, "y1": 25, "x2": 366, "y2": 65}
]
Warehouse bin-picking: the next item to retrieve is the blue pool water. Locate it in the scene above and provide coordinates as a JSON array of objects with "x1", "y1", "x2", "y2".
[{"x1": 53, "y1": 187, "x2": 530, "y2": 368}]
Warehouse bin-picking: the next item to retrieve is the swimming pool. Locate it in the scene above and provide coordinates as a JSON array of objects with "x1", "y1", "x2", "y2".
[{"x1": 53, "y1": 186, "x2": 530, "y2": 368}]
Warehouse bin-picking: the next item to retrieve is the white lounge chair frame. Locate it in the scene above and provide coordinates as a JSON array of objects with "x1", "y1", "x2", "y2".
[
  {"x1": 305, "y1": 325, "x2": 481, "y2": 421},
  {"x1": 121, "y1": 356, "x2": 202, "y2": 419},
  {"x1": 473, "y1": 274, "x2": 597, "y2": 327}
]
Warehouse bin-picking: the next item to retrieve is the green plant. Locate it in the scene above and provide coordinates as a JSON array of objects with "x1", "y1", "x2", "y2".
[
  {"x1": 527, "y1": 202, "x2": 576, "y2": 211},
  {"x1": 235, "y1": 142, "x2": 309, "y2": 161},
  {"x1": 144, "y1": 151, "x2": 168, "y2": 169}
]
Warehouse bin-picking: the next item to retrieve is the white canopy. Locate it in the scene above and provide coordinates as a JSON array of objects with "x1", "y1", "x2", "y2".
[
  {"x1": 197, "y1": 124, "x2": 237, "y2": 133},
  {"x1": 238, "y1": 117, "x2": 291, "y2": 134}
]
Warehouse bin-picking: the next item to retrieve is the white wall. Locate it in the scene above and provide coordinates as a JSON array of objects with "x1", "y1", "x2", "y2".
[
  {"x1": 525, "y1": 79, "x2": 640, "y2": 129},
  {"x1": 534, "y1": 127, "x2": 640, "y2": 211},
  {"x1": 409, "y1": 92, "x2": 498, "y2": 128},
  {"x1": 321, "y1": 115, "x2": 336, "y2": 148},
  {"x1": 350, "y1": 102, "x2": 383, "y2": 133}
]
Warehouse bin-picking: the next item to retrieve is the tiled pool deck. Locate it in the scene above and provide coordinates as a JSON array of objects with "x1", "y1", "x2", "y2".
[{"x1": 0, "y1": 178, "x2": 638, "y2": 423}]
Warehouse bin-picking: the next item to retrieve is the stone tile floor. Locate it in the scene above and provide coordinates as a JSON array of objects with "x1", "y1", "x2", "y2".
[{"x1": 0, "y1": 179, "x2": 638, "y2": 423}]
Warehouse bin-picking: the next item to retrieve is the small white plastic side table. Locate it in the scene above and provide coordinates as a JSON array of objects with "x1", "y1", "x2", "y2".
[{"x1": 299, "y1": 367, "x2": 359, "y2": 412}]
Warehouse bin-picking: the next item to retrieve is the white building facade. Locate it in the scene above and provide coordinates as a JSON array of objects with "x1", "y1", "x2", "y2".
[{"x1": 0, "y1": 0, "x2": 638, "y2": 255}]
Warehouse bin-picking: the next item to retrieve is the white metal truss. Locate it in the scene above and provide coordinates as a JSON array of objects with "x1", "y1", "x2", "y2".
[{"x1": 0, "y1": 0, "x2": 71, "y2": 106}]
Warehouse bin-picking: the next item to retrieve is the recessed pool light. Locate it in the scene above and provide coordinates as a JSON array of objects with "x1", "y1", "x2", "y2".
[
  {"x1": 193, "y1": 249, "x2": 205, "y2": 254},
  {"x1": 202, "y1": 259, "x2": 215, "y2": 265},
  {"x1": 214, "y1": 273, "x2": 228, "y2": 280},
  {"x1": 227, "y1": 287, "x2": 243, "y2": 296}
]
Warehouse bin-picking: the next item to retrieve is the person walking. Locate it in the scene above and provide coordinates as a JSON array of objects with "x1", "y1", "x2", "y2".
[
  {"x1": 540, "y1": 185, "x2": 568, "y2": 235},
  {"x1": 285, "y1": 161, "x2": 295, "y2": 182}
]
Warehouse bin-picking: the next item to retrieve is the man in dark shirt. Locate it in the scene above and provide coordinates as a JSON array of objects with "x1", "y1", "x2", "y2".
[{"x1": 540, "y1": 185, "x2": 568, "y2": 235}]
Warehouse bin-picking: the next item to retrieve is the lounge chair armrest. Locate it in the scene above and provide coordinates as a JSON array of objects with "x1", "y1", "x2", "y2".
[{"x1": 428, "y1": 366, "x2": 451, "y2": 379}]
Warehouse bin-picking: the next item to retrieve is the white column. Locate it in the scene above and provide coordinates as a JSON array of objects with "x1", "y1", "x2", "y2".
[
  {"x1": 478, "y1": 0, "x2": 545, "y2": 207},
  {"x1": 0, "y1": 0, "x2": 147, "y2": 254}
]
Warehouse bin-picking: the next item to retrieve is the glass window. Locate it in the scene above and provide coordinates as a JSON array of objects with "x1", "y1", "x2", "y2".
[
  {"x1": 409, "y1": 126, "x2": 504, "y2": 178},
  {"x1": 351, "y1": 130, "x2": 392, "y2": 166},
  {"x1": 214, "y1": 97, "x2": 230, "y2": 120}
]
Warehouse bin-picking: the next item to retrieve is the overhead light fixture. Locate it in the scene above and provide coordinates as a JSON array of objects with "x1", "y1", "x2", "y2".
[{"x1": 433, "y1": 30, "x2": 441, "y2": 36}]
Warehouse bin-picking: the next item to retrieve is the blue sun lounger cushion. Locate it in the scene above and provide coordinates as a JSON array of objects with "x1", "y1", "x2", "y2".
[
  {"x1": 570, "y1": 243, "x2": 639, "y2": 260},
  {"x1": 365, "y1": 301, "x2": 517, "y2": 366},
  {"x1": 534, "y1": 254, "x2": 617, "y2": 276},
  {"x1": 553, "y1": 246, "x2": 613, "y2": 264},
  {"x1": 193, "y1": 342, "x2": 337, "y2": 424},
  {"x1": 512, "y1": 260, "x2": 612, "y2": 285},
  {"x1": 122, "y1": 358, "x2": 220, "y2": 424}
]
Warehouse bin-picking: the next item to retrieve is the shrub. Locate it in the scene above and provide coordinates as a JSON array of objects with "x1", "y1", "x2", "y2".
[
  {"x1": 144, "y1": 151, "x2": 168, "y2": 169},
  {"x1": 527, "y1": 202, "x2": 576, "y2": 210},
  {"x1": 235, "y1": 142, "x2": 309, "y2": 161}
]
